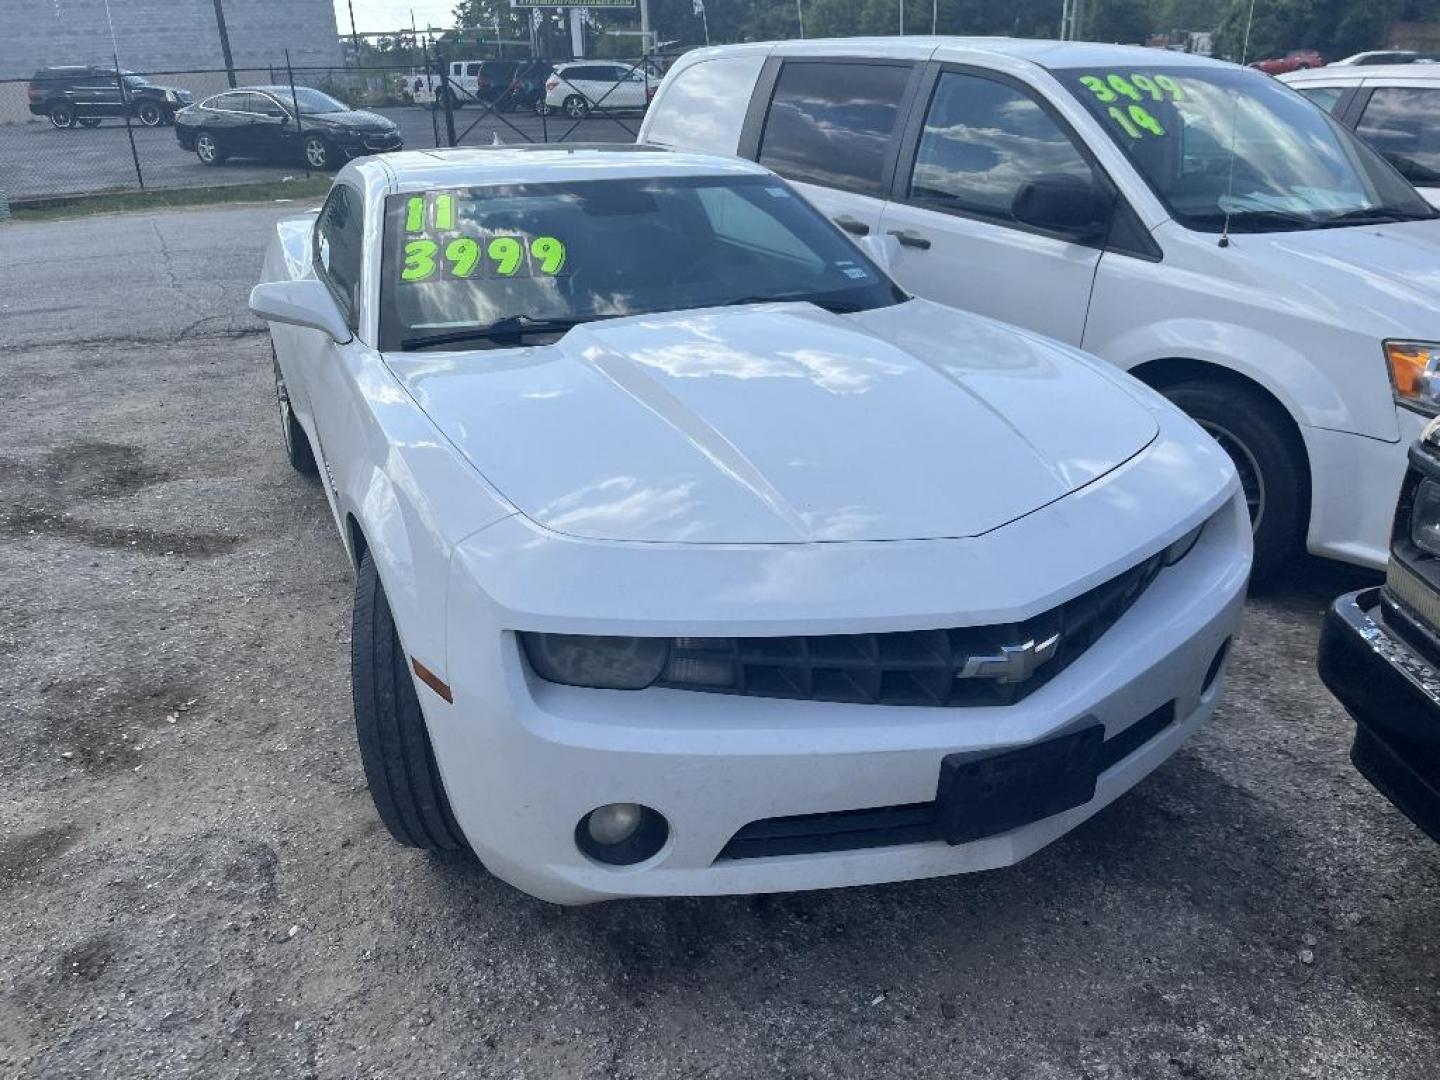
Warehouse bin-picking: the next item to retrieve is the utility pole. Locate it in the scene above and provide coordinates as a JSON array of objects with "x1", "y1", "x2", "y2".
[
  {"x1": 347, "y1": 0, "x2": 362, "y2": 68},
  {"x1": 899, "y1": 0, "x2": 904, "y2": 36},
  {"x1": 932, "y1": 0, "x2": 938, "y2": 34},
  {"x1": 640, "y1": 0, "x2": 651, "y2": 57},
  {"x1": 796, "y1": 0, "x2": 805, "y2": 38},
  {"x1": 211, "y1": 0, "x2": 237, "y2": 87},
  {"x1": 570, "y1": 7, "x2": 585, "y2": 58}
]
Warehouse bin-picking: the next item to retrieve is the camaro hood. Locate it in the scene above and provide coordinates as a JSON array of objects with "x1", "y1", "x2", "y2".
[{"x1": 387, "y1": 300, "x2": 1160, "y2": 544}]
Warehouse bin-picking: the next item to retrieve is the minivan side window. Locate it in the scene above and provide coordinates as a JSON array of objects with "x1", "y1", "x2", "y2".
[
  {"x1": 313, "y1": 185, "x2": 364, "y2": 329},
  {"x1": 758, "y1": 61, "x2": 913, "y2": 196},
  {"x1": 906, "y1": 71, "x2": 1095, "y2": 224},
  {"x1": 1295, "y1": 85, "x2": 1347, "y2": 115},
  {"x1": 646, "y1": 53, "x2": 767, "y2": 152},
  {"x1": 1356, "y1": 87, "x2": 1440, "y2": 183}
]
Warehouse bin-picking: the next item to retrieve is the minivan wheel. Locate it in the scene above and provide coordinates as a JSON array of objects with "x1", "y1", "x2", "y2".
[
  {"x1": 272, "y1": 344, "x2": 317, "y2": 476},
  {"x1": 195, "y1": 130, "x2": 225, "y2": 165},
  {"x1": 352, "y1": 551, "x2": 467, "y2": 852},
  {"x1": 1161, "y1": 380, "x2": 1304, "y2": 583},
  {"x1": 136, "y1": 100, "x2": 163, "y2": 126},
  {"x1": 49, "y1": 102, "x2": 76, "y2": 128},
  {"x1": 563, "y1": 94, "x2": 589, "y2": 119},
  {"x1": 303, "y1": 134, "x2": 332, "y2": 170}
]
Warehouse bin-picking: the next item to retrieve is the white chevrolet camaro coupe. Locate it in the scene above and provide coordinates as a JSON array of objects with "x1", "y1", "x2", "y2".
[{"x1": 249, "y1": 146, "x2": 1251, "y2": 904}]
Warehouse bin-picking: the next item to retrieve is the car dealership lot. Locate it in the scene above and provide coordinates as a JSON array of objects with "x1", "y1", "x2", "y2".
[
  {"x1": 1, "y1": 205, "x2": 1437, "y2": 1078},
  {"x1": 0, "y1": 107, "x2": 641, "y2": 199}
]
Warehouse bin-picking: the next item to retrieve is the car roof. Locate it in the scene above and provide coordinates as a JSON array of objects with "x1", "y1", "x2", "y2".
[
  {"x1": 715, "y1": 35, "x2": 1236, "y2": 70},
  {"x1": 1283, "y1": 63, "x2": 1440, "y2": 82},
  {"x1": 347, "y1": 144, "x2": 773, "y2": 193}
]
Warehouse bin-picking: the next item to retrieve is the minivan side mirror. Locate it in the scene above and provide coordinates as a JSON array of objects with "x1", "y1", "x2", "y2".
[
  {"x1": 1011, "y1": 175, "x2": 1112, "y2": 240},
  {"x1": 249, "y1": 280, "x2": 352, "y2": 344}
]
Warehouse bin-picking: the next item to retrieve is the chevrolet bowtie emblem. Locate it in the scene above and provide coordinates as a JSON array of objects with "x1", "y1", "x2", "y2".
[{"x1": 957, "y1": 633, "x2": 1062, "y2": 684}]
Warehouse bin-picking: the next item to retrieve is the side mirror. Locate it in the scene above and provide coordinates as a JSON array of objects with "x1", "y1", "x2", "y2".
[
  {"x1": 249, "y1": 280, "x2": 352, "y2": 344},
  {"x1": 1011, "y1": 175, "x2": 1112, "y2": 240}
]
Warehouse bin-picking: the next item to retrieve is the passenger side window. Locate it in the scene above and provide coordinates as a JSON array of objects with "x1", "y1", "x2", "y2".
[
  {"x1": 758, "y1": 61, "x2": 913, "y2": 195},
  {"x1": 1357, "y1": 87, "x2": 1440, "y2": 184},
  {"x1": 906, "y1": 71, "x2": 1095, "y2": 224},
  {"x1": 313, "y1": 185, "x2": 364, "y2": 329},
  {"x1": 1294, "y1": 86, "x2": 1346, "y2": 115}
]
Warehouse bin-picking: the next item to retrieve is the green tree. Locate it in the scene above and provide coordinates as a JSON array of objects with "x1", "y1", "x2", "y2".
[{"x1": 1086, "y1": 0, "x2": 1155, "y2": 42}]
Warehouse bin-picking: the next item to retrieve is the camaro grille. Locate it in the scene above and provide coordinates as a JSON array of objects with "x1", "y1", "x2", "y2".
[{"x1": 655, "y1": 553, "x2": 1164, "y2": 707}]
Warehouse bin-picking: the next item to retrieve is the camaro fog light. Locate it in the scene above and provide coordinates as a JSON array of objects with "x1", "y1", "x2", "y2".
[
  {"x1": 575, "y1": 804, "x2": 669, "y2": 866},
  {"x1": 587, "y1": 802, "x2": 643, "y2": 845},
  {"x1": 1386, "y1": 340, "x2": 1440, "y2": 416},
  {"x1": 520, "y1": 633, "x2": 668, "y2": 690},
  {"x1": 1411, "y1": 478, "x2": 1440, "y2": 558}
]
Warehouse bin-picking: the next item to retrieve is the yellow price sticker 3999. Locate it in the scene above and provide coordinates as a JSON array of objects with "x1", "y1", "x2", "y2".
[{"x1": 400, "y1": 233, "x2": 567, "y2": 282}]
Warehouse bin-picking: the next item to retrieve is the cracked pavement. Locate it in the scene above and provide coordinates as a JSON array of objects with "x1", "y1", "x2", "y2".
[{"x1": 0, "y1": 204, "x2": 1438, "y2": 1080}]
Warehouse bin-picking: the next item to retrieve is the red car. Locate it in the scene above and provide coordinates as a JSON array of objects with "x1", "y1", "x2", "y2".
[{"x1": 1250, "y1": 49, "x2": 1325, "y2": 75}]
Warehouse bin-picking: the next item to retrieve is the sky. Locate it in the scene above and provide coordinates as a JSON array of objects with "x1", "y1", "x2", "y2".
[{"x1": 333, "y1": 0, "x2": 459, "y2": 34}]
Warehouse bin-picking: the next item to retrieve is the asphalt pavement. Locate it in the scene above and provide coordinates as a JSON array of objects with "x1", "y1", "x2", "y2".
[
  {"x1": 0, "y1": 106, "x2": 641, "y2": 200},
  {"x1": 0, "y1": 203, "x2": 1437, "y2": 1079}
]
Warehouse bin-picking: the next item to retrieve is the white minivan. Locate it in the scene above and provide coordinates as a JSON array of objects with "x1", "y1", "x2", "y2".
[{"x1": 640, "y1": 38, "x2": 1440, "y2": 577}]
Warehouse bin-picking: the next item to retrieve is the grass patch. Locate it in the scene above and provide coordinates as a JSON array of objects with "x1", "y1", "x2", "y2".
[{"x1": 6, "y1": 177, "x2": 333, "y2": 222}]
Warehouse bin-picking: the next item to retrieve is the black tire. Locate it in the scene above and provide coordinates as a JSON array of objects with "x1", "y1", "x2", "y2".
[
  {"x1": 136, "y1": 100, "x2": 163, "y2": 127},
  {"x1": 195, "y1": 129, "x2": 225, "y2": 165},
  {"x1": 563, "y1": 94, "x2": 589, "y2": 119},
  {"x1": 271, "y1": 344, "x2": 317, "y2": 476},
  {"x1": 302, "y1": 134, "x2": 333, "y2": 170},
  {"x1": 352, "y1": 552, "x2": 467, "y2": 851},
  {"x1": 1161, "y1": 380, "x2": 1306, "y2": 582},
  {"x1": 78, "y1": 117, "x2": 102, "y2": 128},
  {"x1": 49, "y1": 102, "x2": 76, "y2": 129}
]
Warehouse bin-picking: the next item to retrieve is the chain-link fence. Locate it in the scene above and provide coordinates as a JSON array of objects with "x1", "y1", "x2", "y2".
[{"x1": 0, "y1": 55, "x2": 664, "y2": 202}]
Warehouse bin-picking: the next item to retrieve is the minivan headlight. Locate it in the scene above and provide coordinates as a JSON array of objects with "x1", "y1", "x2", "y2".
[
  {"x1": 521, "y1": 633, "x2": 668, "y2": 690},
  {"x1": 1385, "y1": 340, "x2": 1440, "y2": 416}
]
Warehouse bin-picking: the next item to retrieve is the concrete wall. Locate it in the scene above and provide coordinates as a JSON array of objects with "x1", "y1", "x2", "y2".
[{"x1": 0, "y1": 0, "x2": 341, "y2": 81}]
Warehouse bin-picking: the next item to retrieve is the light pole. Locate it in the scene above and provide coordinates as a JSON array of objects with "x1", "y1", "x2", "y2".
[{"x1": 211, "y1": 0, "x2": 237, "y2": 87}]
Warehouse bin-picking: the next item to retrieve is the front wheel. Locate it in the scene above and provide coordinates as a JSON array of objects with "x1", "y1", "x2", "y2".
[
  {"x1": 1161, "y1": 380, "x2": 1306, "y2": 582},
  {"x1": 195, "y1": 130, "x2": 225, "y2": 165},
  {"x1": 49, "y1": 102, "x2": 76, "y2": 129},
  {"x1": 272, "y1": 345, "x2": 316, "y2": 476},
  {"x1": 302, "y1": 134, "x2": 333, "y2": 170},
  {"x1": 136, "y1": 100, "x2": 164, "y2": 126},
  {"x1": 352, "y1": 552, "x2": 467, "y2": 852}
]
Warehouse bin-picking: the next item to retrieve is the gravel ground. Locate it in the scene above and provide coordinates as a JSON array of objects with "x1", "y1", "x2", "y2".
[{"x1": 1, "y1": 205, "x2": 1438, "y2": 1080}]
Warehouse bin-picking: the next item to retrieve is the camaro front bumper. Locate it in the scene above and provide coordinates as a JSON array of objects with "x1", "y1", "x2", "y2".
[
  {"x1": 1319, "y1": 588, "x2": 1440, "y2": 843},
  {"x1": 421, "y1": 460, "x2": 1250, "y2": 904}
]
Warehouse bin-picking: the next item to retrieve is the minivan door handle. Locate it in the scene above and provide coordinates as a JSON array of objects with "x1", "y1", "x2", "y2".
[
  {"x1": 887, "y1": 229, "x2": 931, "y2": 250},
  {"x1": 833, "y1": 215, "x2": 871, "y2": 237}
]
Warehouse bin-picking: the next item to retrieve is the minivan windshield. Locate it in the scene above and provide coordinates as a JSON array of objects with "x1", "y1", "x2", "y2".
[
  {"x1": 380, "y1": 175, "x2": 905, "y2": 351},
  {"x1": 1055, "y1": 64, "x2": 1434, "y2": 231}
]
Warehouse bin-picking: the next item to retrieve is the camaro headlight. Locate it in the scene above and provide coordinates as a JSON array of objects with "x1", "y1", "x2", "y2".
[
  {"x1": 1163, "y1": 521, "x2": 1206, "y2": 566},
  {"x1": 521, "y1": 633, "x2": 668, "y2": 690},
  {"x1": 1385, "y1": 340, "x2": 1440, "y2": 416}
]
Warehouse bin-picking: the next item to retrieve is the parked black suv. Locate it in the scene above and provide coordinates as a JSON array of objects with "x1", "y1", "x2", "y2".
[{"x1": 27, "y1": 66, "x2": 193, "y2": 129}]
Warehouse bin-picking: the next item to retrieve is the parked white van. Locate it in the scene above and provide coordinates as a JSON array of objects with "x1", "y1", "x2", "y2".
[{"x1": 640, "y1": 38, "x2": 1440, "y2": 577}]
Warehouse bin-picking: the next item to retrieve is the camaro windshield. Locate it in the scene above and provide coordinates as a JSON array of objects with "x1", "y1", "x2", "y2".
[
  {"x1": 1055, "y1": 65, "x2": 1434, "y2": 231},
  {"x1": 380, "y1": 175, "x2": 905, "y2": 351}
]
